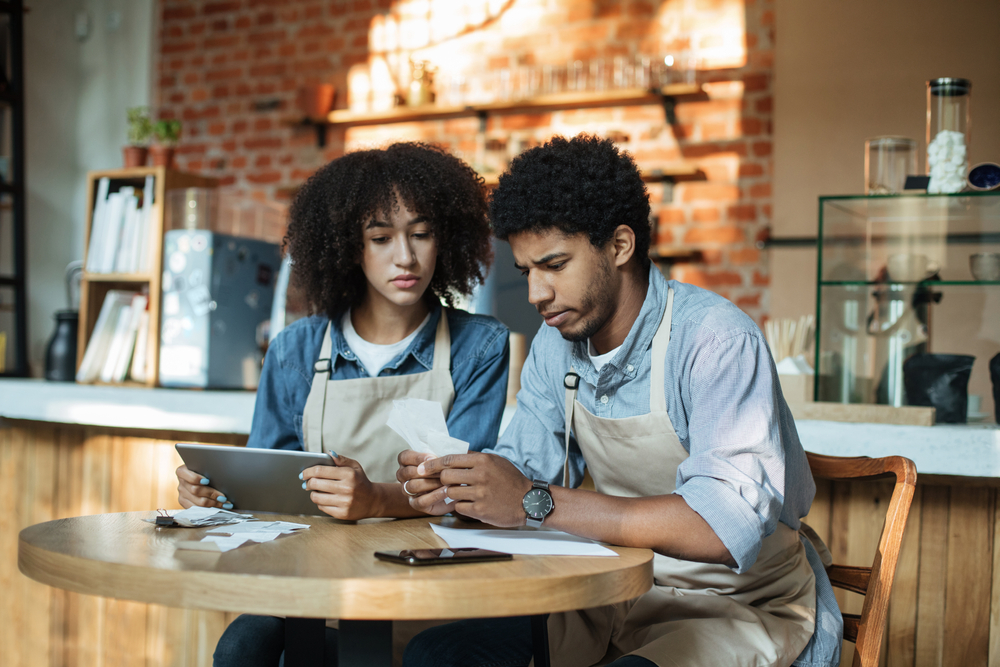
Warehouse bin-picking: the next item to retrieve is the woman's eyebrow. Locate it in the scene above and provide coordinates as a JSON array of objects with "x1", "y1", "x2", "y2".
[{"x1": 365, "y1": 216, "x2": 429, "y2": 230}]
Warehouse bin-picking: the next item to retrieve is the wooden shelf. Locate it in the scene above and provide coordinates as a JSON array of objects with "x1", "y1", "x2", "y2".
[
  {"x1": 481, "y1": 164, "x2": 703, "y2": 188},
  {"x1": 649, "y1": 245, "x2": 701, "y2": 263},
  {"x1": 82, "y1": 272, "x2": 154, "y2": 283},
  {"x1": 283, "y1": 84, "x2": 705, "y2": 131},
  {"x1": 78, "y1": 167, "x2": 218, "y2": 388}
]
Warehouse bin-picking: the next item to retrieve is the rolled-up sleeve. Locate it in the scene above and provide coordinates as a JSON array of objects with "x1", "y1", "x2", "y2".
[{"x1": 675, "y1": 329, "x2": 786, "y2": 573}]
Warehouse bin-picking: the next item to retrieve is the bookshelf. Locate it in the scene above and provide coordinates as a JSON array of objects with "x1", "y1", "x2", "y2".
[{"x1": 77, "y1": 167, "x2": 217, "y2": 387}]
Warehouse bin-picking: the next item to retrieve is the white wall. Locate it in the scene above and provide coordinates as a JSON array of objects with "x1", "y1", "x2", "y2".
[{"x1": 24, "y1": 0, "x2": 154, "y2": 375}]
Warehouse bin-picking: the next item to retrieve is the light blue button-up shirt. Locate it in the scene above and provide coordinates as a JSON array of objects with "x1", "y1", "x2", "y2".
[{"x1": 488, "y1": 265, "x2": 841, "y2": 667}]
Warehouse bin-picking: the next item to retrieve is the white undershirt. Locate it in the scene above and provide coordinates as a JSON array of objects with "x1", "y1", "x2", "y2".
[
  {"x1": 588, "y1": 339, "x2": 622, "y2": 372},
  {"x1": 341, "y1": 309, "x2": 432, "y2": 377}
]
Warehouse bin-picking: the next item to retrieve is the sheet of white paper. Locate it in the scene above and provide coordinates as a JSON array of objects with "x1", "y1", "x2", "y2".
[
  {"x1": 386, "y1": 398, "x2": 470, "y2": 457},
  {"x1": 207, "y1": 521, "x2": 309, "y2": 535},
  {"x1": 430, "y1": 523, "x2": 617, "y2": 557},
  {"x1": 172, "y1": 506, "x2": 253, "y2": 527}
]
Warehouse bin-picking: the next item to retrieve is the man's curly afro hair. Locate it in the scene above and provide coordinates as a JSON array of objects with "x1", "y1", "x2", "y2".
[
  {"x1": 285, "y1": 142, "x2": 492, "y2": 319},
  {"x1": 489, "y1": 134, "x2": 651, "y2": 270}
]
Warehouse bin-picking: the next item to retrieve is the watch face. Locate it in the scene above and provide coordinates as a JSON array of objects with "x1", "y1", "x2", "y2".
[{"x1": 522, "y1": 488, "x2": 553, "y2": 519}]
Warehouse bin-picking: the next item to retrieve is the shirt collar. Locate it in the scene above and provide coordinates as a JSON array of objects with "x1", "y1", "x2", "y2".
[
  {"x1": 570, "y1": 264, "x2": 668, "y2": 384},
  {"x1": 328, "y1": 304, "x2": 441, "y2": 373}
]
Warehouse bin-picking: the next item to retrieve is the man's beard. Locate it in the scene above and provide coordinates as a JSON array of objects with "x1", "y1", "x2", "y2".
[{"x1": 558, "y1": 255, "x2": 615, "y2": 343}]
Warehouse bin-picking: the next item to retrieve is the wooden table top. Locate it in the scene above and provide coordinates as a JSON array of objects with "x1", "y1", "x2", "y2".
[{"x1": 19, "y1": 512, "x2": 653, "y2": 620}]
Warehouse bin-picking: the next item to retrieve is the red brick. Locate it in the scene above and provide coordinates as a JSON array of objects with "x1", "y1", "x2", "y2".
[
  {"x1": 749, "y1": 183, "x2": 771, "y2": 198},
  {"x1": 164, "y1": 6, "x2": 197, "y2": 21},
  {"x1": 755, "y1": 97, "x2": 773, "y2": 113},
  {"x1": 681, "y1": 183, "x2": 740, "y2": 202},
  {"x1": 191, "y1": 87, "x2": 209, "y2": 101},
  {"x1": 206, "y1": 68, "x2": 244, "y2": 82},
  {"x1": 212, "y1": 85, "x2": 230, "y2": 98},
  {"x1": 692, "y1": 208, "x2": 720, "y2": 223},
  {"x1": 740, "y1": 118, "x2": 763, "y2": 136},
  {"x1": 208, "y1": 122, "x2": 227, "y2": 136},
  {"x1": 232, "y1": 156, "x2": 248, "y2": 169},
  {"x1": 656, "y1": 228, "x2": 674, "y2": 245},
  {"x1": 236, "y1": 16, "x2": 252, "y2": 29},
  {"x1": 701, "y1": 122, "x2": 730, "y2": 141},
  {"x1": 211, "y1": 19, "x2": 229, "y2": 32},
  {"x1": 248, "y1": 29, "x2": 286, "y2": 43},
  {"x1": 168, "y1": 58, "x2": 185, "y2": 71},
  {"x1": 727, "y1": 205, "x2": 757, "y2": 222},
  {"x1": 189, "y1": 21, "x2": 207, "y2": 35},
  {"x1": 204, "y1": 1, "x2": 241, "y2": 14},
  {"x1": 761, "y1": 10, "x2": 775, "y2": 25},
  {"x1": 738, "y1": 163, "x2": 765, "y2": 177},
  {"x1": 183, "y1": 72, "x2": 200, "y2": 85},
  {"x1": 257, "y1": 11, "x2": 276, "y2": 25},
  {"x1": 247, "y1": 171, "x2": 282, "y2": 184},
  {"x1": 205, "y1": 35, "x2": 240, "y2": 49},
  {"x1": 250, "y1": 63, "x2": 286, "y2": 77},
  {"x1": 169, "y1": 92, "x2": 186, "y2": 104},
  {"x1": 743, "y1": 73, "x2": 769, "y2": 92},
  {"x1": 232, "y1": 119, "x2": 249, "y2": 133},
  {"x1": 683, "y1": 226, "x2": 746, "y2": 245},
  {"x1": 658, "y1": 208, "x2": 686, "y2": 225},
  {"x1": 752, "y1": 141, "x2": 772, "y2": 157},
  {"x1": 700, "y1": 249, "x2": 724, "y2": 265},
  {"x1": 736, "y1": 293, "x2": 762, "y2": 309},
  {"x1": 160, "y1": 75, "x2": 178, "y2": 88},
  {"x1": 163, "y1": 41, "x2": 197, "y2": 54},
  {"x1": 254, "y1": 118, "x2": 274, "y2": 132},
  {"x1": 245, "y1": 137, "x2": 283, "y2": 150},
  {"x1": 753, "y1": 270, "x2": 770, "y2": 286},
  {"x1": 729, "y1": 248, "x2": 761, "y2": 265},
  {"x1": 255, "y1": 155, "x2": 273, "y2": 167},
  {"x1": 681, "y1": 142, "x2": 748, "y2": 159}
]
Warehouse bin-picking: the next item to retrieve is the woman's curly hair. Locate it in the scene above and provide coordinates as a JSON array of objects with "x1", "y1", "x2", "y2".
[
  {"x1": 489, "y1": 134, "x2": 651, "y2": 269},
  {"x1": 285, "y1": 142, "x2": 492, "y2": 319}
]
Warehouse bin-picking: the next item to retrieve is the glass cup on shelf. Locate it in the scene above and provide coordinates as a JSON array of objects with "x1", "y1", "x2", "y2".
[
  {"x1": 634, "y1": 55, "x2": 652, "y2": 90},
  {"x1": 864, "y1": 137, "x2": 918, "y2": 195},
  {"x1": 612, "y1": 55, "x2": 634, "y2": 90},
  {"x1": 568, "y1": 60, "x2": 587, "y2": 92},
  {"x1": 589, "y1": 58, "x2": 608, "y2": 92}
]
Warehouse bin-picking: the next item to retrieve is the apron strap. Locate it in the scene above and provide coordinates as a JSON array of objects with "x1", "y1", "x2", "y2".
[
  {"x1": 649, "y1": 287, "x2": 674, "y2": 414},
  {"x1": 431, "y1": 309, "x2": 451, "y2": 371},
  {"x1": 304, "y1": 321, "x2": 335, "y2": 453},
  {"x1": 563, "y1": 369, "x2": 580, "y2": 488}
]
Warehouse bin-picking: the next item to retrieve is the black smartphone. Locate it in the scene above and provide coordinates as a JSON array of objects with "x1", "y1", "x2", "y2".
[{"x1": 374, "y1": 548, "x2": 513, "y2": 566}]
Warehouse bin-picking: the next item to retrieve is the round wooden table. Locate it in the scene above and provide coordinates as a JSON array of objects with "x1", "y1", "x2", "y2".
[{"x1": 19, "y1": 512, "x2": 653, "y2": 666}]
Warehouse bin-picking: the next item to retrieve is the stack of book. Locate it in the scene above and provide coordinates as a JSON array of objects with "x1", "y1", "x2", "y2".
[
  {"x1": 76, "y1": 290, "x2": 151, "y2": 384},
  {"x1": 85, "y1": 176, "x2": 158, "y2": 274}
]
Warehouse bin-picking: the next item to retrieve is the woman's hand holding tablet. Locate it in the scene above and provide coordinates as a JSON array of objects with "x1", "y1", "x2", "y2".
[{"x1": 176, "y1": 464, "x2": 232, "y2": 510}]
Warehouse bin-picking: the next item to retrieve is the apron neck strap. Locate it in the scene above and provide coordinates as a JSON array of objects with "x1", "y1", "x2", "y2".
[
  {"x1": 649, "y1": 287, "x2": 674, "y2": 413},
  {"x1": 431, "y1": 309, "x2": 451, "y2": 371},
  {"x1": 314, "y1": 321, "x2": 335, "y2": 376},
  {"x1": 563, "y1": 369, "x2": 580, "y2": 488}
]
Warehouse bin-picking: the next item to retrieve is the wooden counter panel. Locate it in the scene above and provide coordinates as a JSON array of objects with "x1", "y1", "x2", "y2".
[
  {"x1": 805, "y1": 479, "x2": 999, "y2": 667},
  {"x1": 1, "y1": 423, "x2": 236, "y2": 667}
]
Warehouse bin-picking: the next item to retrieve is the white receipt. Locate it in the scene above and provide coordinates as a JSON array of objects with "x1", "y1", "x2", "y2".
[
  {"x1": 386, "y1": 398, "x2": 469, "y2": 458},
  {"x1": 430, "y1": 523, "x2": 617, "y2": 557},
  {"x1": 175, "y1": 519, "x2": 309, "y2": 552}
]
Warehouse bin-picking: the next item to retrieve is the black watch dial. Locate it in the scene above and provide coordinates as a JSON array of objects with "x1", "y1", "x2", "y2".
[{"x1": 522, "y1": 488, "x2": 554, "y2": 519}]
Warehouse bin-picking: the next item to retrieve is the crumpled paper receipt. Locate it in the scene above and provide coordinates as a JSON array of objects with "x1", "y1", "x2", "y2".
[{"x1": 386, "y1": 398, "x2": 469, "y2": 457}]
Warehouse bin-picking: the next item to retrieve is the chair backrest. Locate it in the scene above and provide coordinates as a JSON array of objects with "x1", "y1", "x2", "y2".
[{"x1": 806, "y1": 452, "x2": 918, "y2": 667}]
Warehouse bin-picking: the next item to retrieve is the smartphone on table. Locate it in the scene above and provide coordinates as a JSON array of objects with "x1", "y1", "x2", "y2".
[{"x1": 374, "y1": 548, "x2": 512, "y2": 566}]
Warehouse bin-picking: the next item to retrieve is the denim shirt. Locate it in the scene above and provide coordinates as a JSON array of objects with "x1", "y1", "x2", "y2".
[
  {"x1": 247, "y1": 306, "x2": 510, "y2": 456},
  {"x1": 487, "y1": 266, "x2": 841, "y2": 667}
]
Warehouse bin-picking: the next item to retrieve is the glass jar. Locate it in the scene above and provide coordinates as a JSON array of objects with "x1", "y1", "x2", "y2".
[
  {"x1": 925, "y1": 77, "x2": 971, "y2": 193},
  {"x1": 865, "y1": 137, "x2": 917, "y2": 194}
]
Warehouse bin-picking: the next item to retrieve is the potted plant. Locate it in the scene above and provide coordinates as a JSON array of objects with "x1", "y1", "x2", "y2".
[
  {"x1": 149, "y1": 118, "x2": 182, "y2": 168},
  {"x1": 123, "y1": 107, "x2": 151, "y2": 168}
]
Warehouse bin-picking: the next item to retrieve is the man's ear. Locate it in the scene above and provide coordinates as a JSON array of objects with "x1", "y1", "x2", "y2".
[{"x1": 611, "y1": 224, "x2": 636, "y2": 268}]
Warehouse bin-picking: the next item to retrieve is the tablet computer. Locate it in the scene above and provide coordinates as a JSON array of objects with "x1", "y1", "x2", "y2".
[{"x1": 175, "y1": 443, "x2": 335, "y2": 516}]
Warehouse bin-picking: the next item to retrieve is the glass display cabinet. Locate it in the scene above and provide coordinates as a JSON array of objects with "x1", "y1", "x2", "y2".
[{"x1": 815, "y1": 192, "x2": 1000, "y2": 421}]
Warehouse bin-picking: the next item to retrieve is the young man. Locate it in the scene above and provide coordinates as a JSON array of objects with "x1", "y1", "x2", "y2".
[{"x1": 398, "y1": 135, "x2": 842, "y2": 667}]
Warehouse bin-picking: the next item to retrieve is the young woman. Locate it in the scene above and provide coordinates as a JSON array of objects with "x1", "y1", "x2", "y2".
[{"x1": 175, "y1": 142, "x2": 509, "y2": 666}]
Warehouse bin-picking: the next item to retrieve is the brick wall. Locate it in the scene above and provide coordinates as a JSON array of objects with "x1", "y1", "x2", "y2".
[{"x1": 157, "y1": 0, "x2": 775, "y2": 322}]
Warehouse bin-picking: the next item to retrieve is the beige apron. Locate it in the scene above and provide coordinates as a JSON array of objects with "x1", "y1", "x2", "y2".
[
  {"x1": 545, "y1": 288, "x2": 816, "y2": 667},
  {"x1": 302, "y1": 310, "x2": 456, "y2": 483}
]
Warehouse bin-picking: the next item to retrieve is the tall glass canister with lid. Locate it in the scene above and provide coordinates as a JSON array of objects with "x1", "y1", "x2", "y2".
[{"x1": 926, "y1": 77, "x2": 971, "y2": 193}]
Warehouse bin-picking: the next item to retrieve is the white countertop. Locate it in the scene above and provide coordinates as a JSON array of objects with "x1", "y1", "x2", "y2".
[
  {"x1": 2, "y1": 379, "x2": 998, "y2": 478},
  {"x1": 0, "y1": 379, "x2": 255, "y2": 435}
]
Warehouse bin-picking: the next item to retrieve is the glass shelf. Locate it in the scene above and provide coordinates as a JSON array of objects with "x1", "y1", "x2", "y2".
[
  {"x1": 820, "y1": 280, "x2": 1000, "y2": 287},
  {"x1": 815, "y1": 192, "x2": 999, "y2": 418}
]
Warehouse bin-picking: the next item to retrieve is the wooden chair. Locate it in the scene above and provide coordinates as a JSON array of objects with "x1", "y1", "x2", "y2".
[{"x1": 806, "y1": 452, "x2": 918, "y2": 667}]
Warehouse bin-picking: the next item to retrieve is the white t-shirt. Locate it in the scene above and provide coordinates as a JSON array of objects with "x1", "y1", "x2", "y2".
[
  {"x1": 588, "y1": 340, "x2": 621, "y2": 372},
  {"x1": 341, "y1": 309, "x2": 432, "y2": 377}
]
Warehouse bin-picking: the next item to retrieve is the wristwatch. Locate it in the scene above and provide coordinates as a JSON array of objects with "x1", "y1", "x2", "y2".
[{"x1": 522, "y1": 480, "x2": 555, "y2": 528}]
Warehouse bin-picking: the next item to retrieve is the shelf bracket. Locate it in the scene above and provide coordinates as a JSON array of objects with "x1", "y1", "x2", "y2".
[
  {"x1": 311, "y1": 120, "x2": 326, "y2": 149},
  {"x1": 659, "y1": 93, "x2": 678, "y2": 125},
  {"x1": 476, "y1": 110, "x2": 488, "y2": 134}
]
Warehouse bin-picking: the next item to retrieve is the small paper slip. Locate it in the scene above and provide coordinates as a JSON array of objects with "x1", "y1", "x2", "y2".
[
  {"x1": 207, "y1": 521, "x2": 310, "y2": 536},
  {"x1": 386, "y1": 398, "x2": 469, "y2": 457},
  {"x1": 430, "y1": 523, "x2": 617, "y2": 557}
]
